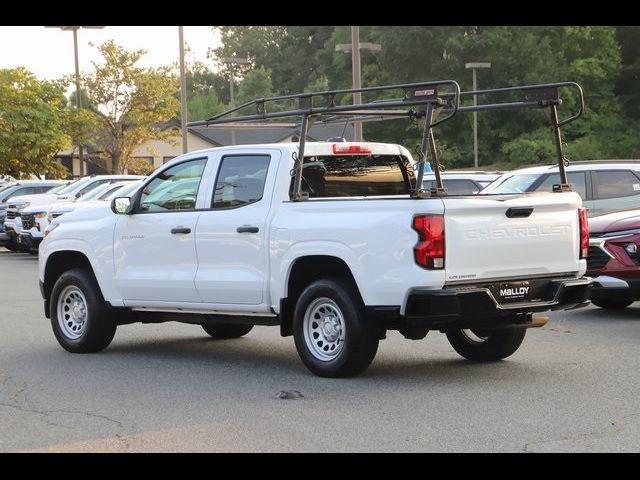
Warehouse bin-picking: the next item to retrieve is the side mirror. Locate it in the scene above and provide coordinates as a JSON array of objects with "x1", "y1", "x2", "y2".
[{"x1": 111, "y1": 197, "x2": 132, "y2": 215}]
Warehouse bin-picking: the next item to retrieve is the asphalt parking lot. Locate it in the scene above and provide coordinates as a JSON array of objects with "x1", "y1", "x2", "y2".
[{"x1": 1, "y1": 247, "x2": 639, "y2": 452}]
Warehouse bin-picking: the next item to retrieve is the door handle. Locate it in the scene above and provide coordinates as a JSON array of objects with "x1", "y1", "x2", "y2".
[
  {"x1": 171, "y1": 227, "x2": 191, "y2": 234},
  {"x1": 237, "y1": 225, "x2": 259, "y2": 233},
  {"x1": 505, "y1": 207, "x2": 533, "y2": 218}
]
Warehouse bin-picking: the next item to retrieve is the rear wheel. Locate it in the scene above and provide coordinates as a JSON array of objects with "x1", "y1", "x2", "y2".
[
  {"x1": 50, "y1": 268, "x2": 116, "y2": 353},
  {"x1": 293, "y1": 278, "x2": 378, "y2": 378},
  {"x1": 201, "y1": 324, "x2": 253, "y2": 339},
  {"x1": 446, "y1": 328, "x2": 526, "y2": 361},
  {"x1": 591, "y1": 298, "x2": 633, "y2": 310}
]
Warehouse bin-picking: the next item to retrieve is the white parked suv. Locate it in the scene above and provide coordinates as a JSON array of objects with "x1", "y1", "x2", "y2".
[
  {"x1": 5, "y1": 175, "x2": 143, "y2": 252},
  {"x1": 37, "y1": 81, "x2": 592, "y2": 377},
  {"x1": 481, "y1": 161, "x2": 640, "y2": 216},
  {"x1": 1, "y1": 180, "x2": 69, "y2": 250}
]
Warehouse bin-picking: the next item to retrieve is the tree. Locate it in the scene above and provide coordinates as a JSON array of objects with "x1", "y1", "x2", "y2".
[
  {"x1": 212, "y1": 26, "x2": 638, "y2": 167},
  {"x1": 213, "y1": 26, "x2": 334, "y2": 94},
  {"x1": 188, "y1": 93, "x2": 226, "y2": 122},
  {"x1": 0, "y1": 68, "x2": 70, "y2": 178},
  {"x1": 235, "y1": 66, "x2": 275, "y2": 105},
  {"x1": 81, "y1": 41, "x2": 180, "y2": 174}
]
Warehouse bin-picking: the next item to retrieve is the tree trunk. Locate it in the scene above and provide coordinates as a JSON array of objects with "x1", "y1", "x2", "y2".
[{"x1": 111, "y1": 152, "x2": 122, "y2": 174}]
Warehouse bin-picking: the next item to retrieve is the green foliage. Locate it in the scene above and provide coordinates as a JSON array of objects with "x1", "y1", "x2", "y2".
[
  {"x1": 0, "y1": 68, "x2": 71, "y2": 178},
  {"x1": 188, "y1": 93, "x2": 226, "y2": 122},
  {"x1": 218, "y1": 25, "x2": 636, "y2": 168},
  {"x1": 128, "y1": 158, "x2": 156, "y2": 175},
  {"x1": 81, "y1": 40, "x2": 180, "y2": 173},
  {"x1": 235, "y1": 66, "x2": 274, "y2": 105}
]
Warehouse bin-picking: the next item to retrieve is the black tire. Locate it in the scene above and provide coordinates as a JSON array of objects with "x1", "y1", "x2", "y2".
[
  {"x1": 293, "y1": 278, "x2": 379, "y2": 378},
  {"x1": 446, "y1": 328, "x2": 526, "y2": 362},
  {"x1": 201, "y1": 323, "x2": 253, "y2": 339},
  {"x1": 50, "y1": 268, "x2": 116, "y2": 353},
  {"x1": 591, "y1": 298, "x2": 633, "y2": 310}
]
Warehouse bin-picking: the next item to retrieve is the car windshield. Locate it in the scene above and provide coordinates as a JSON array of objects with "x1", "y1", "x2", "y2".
[
  {"x1": 103, "y1": 181, "x2": 142, "y2": 200},
  {"x1": 483, "y1": 174, "x2": 541, "y2": 193},
  {"x1": 46, "y1": 183, "x2": 69, "y2": 194},
  {"x1": 76, "y1": 183, "x2": 116, "y2": 202},
  {"x1": 55, "y1": 178, "x2": 85, "y2": 195}
]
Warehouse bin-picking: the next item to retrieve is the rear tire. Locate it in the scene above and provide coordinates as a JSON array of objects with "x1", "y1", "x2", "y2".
[
  {"x1": 591, "y1": 298, "x2": 633, "y2": 310},
  {"x1": 201, "y1": 324, "x2": 253, "y2": 339},
  {"x1": 50, "y1": 268, "x2": 116, "y2": 353},
  {"x1": 446, "y1": 328, "x2": 526, "y2": 361},
  {"x1": 293, "y1": 278, "x2": 378, "y2": 378}
]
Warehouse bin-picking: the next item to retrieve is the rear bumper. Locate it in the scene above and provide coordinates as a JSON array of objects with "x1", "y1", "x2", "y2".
[
  {"x1": 590, "y1": 276, "x2": 640, "y2": 302},
  {"x1": 370, "y1": 277, "x2": 591, "y2": 331}
]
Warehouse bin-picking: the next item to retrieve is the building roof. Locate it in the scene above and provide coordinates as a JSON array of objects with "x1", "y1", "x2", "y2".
[{"x1": 187, "y1": 123, "x2": 355, "y2": 147}]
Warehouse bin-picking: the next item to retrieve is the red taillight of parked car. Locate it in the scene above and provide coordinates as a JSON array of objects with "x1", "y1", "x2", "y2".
[
  {"x1": 412, "y1": 214, "x2": 445, "y2": 269},
  {"x1": 579, "y1": 207, "x2": 589, "y2": 259}
]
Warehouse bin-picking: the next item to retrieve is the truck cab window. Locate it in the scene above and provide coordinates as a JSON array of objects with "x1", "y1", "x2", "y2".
[
  {"x1": 212, "y1": 155, "x2": 270, "y2": 209},
  {"x1": 291, "y1": 155, "x2": 412, "y2": 198},
  {"x1": 139, "y1": 158, "x2": 206, "y2": 212}
]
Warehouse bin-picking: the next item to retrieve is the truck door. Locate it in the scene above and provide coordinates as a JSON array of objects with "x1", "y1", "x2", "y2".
[
  {"x1": 194, "y1": 150, "x2": 279, "y2": 305},
  {"x1": 113, "y1": 156, "x2": 209, "y2": 303}
]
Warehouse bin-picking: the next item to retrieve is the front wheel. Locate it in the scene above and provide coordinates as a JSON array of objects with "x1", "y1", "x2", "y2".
[
  {"x1": 293, "y1": 278, "x2": 379, "y2": 378},
  {"x1": 50, "y1": 268, "x2": 116, "y2": 353},
  {"x1": 591, "y1": 298, "x2": 633, "y2": 310},
  {"x1": 446, "y1": 328, "x2": 526, "y2": 362}
]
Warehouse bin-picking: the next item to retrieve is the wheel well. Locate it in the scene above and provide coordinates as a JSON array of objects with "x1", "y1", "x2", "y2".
[
  {"x1": 44, "y1": 251, "x2": 96, "y2": 303},
  {"x1": 280, "y1": 255, "x2": 362, "y2": 337}
]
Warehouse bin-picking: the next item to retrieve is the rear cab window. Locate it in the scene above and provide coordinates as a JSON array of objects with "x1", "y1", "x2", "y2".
[{"x1": 291, "y1": 154, "x2": 413, "y2": 198}]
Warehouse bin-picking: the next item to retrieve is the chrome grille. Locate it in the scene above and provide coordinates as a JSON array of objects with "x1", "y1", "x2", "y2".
[{"x1": 21, "y1": 213, "x2": 34, "y2": 230}]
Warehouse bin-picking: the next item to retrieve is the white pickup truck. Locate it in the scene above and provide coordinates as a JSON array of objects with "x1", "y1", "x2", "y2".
[{"x1": 38, "y1": 81, "x2": 592, "y2": 377}]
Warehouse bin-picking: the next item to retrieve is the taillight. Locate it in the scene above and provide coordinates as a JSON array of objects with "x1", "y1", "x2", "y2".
[
  {"x1": 579, "y1": 207, "x2": 589, "y2": 259},
  {"x1": 332, "y1": 143, "x2": 372, "y2": 155},
  {"x1": 412, "y1": 214, "x2": 445, "y2": 269}
]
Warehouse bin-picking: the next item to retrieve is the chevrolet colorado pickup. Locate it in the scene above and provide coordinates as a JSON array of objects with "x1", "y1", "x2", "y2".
[{"x1": 38, "y1": 80, "x2": 592, "y2": 377}]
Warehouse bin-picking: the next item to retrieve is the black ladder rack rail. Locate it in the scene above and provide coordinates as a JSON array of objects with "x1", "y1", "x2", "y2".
[
  {"x1": 187, "y1": 80, "x2": 583, "y2": 200},
  {"x1": 322, "y1": 82, "x2": 585, "y2": 195}
]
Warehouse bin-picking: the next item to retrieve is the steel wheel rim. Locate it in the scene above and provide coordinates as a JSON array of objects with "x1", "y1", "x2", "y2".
[
  {"x1": 303, "y1": 297, "x2": 346, "y2": 361},
  {"x1": 57, "y1": 285, "x2": 88, "y2": 340},
  {"x1": 460, "y1": 329, "x2": 490, "y2": 344}
]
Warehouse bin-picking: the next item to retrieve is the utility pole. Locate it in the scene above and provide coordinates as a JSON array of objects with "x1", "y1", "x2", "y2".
[
  {"x1": 221, "y1": 57, "x2": 249, "y2": 146},
  {"x1": 465, "y1": 62, "x2": 491, "y2": 168},
  {"x1": 336, "y1": 28, "x2": 381, "y2": 142},
  {"x1": 45, "y1": 26, "x2": 105, "y2": 176},
  {"x1": 179, "y1": 26, "x2": 188, "y2": 153}
]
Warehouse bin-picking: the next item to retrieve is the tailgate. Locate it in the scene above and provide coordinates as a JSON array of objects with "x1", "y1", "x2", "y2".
[{"x1": 442, "y1": 192, "x2": 582, "y2": 283}]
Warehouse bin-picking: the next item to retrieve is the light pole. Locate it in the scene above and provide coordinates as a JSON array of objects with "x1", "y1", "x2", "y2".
[
  {"x1": 46, "y1": 26, "x2": 105, "y2": 177},
  {"x1": 336, "y1": 27, "x2": 381, "y2": 142},
  {"x1": 178, "y1": 26, "x2": 188, "y2": 153},
  {"x1": 221, "y1": 56, "x2": 249, "y2": 145},
  {"x1": 465, "y1": 62, "x2": 491, "y2": 168}
]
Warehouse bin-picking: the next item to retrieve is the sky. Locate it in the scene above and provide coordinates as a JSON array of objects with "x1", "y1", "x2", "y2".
[{"x1": 0, "y1": 26, "x2": 221, "y2": 80}]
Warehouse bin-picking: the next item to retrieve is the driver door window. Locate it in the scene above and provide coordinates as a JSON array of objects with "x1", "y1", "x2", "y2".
[{"x1": 139, "y1": 158, "x2": 206, "y2": 212}]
